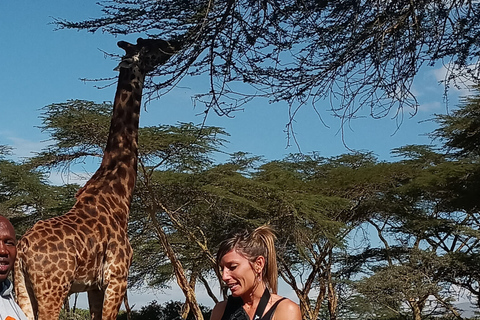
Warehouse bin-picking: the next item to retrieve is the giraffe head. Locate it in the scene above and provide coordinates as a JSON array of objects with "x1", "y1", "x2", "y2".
[{"x1": 116, "y1": 38, "x2": 180, "y2": 73}]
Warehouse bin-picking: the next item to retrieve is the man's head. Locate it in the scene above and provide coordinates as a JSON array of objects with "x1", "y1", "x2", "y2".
[{"x1": 0, "y1": 216, "x2": 16, "y2": 282}]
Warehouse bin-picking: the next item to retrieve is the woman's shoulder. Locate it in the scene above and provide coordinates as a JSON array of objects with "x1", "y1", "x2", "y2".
[
  {"x1": 269, "y1": 294, "x2": 301, "y2": 320},
  {"x1": 210, "y1": 300, "x2": 228, "y2": 320}
]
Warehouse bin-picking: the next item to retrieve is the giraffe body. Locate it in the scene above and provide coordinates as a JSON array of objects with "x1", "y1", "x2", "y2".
[{"x1": 14, "y1": 38, "x2": 178, "y2": 320}]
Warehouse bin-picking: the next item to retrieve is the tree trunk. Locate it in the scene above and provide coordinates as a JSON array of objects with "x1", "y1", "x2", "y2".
[
  {"x1": 150, "y1": 211, "x2": 204, "y2": 320},
  {"x1": 123, "y1": 292, "x2": 132, "y2": 320},
  {"x1": 327, "y1": 281, "x2": 338, "y2": 320},
  {"x1": 182, "y1": 270, "x2": 199, "y2": 318},
  {"x1": 326, "y1": 248, "x2": 338, "y2": 320},
  {"x1": 140, "y1": 166, "x2": 204, "y2": 320},
  {"x1": 278, "y1": 245, "x2": 332, "y2": 320},
  {"x1": 409, "y1": 299, "x2": 423, "y2": 320},
  {"x1": 199, "y1": 275, "x2": 219, "y2": 304}
]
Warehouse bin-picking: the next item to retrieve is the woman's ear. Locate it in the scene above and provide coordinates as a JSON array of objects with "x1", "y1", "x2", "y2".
[{"x1": 254, "y1": 256, "x2": 266, "y2": 273}]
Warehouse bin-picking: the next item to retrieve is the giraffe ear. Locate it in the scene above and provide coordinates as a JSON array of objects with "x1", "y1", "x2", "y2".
[
  {"x1": 114, "y1": 58, "x2": 135, "y2": 71},
  {"x1": 114, "y1": 61, "x2": 129, "y2": 71}
]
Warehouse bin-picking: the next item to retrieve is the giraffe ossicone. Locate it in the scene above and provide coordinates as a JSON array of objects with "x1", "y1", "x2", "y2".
[{"x1": 14, "y1": 38, "x2": 179, "y2": 320}]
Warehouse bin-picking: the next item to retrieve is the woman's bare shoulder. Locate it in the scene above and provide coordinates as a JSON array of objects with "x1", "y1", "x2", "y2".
[
  {"x1": 210, "y1": 300, "x2": 228, "y2": 320},
  {"x1": 272, "y1": 296, "x2": 301, "y2": 320}
]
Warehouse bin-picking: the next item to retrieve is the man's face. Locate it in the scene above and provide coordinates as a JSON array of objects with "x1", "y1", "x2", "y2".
[{"x1": 0, "y1": 218, "x2": 16, "y2": 282}]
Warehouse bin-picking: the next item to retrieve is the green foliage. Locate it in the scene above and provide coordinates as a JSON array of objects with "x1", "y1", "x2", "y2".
[
  {"x1": 0, "y1": 145, "x2": 13, "y2": 158},
  {"x1": 433, "y1": 86, "x2": 480, "y2": 158},
  {"x1": 0, "y1": 157, "x2": 77, "y2": 234},
  {"x1": 116, "y1": 300, "x2": 211, "y2": 320},
  {"x1": 356, "y1": 250, "x2": 442, "y2": 311},
  {"x1": 30, "y1": 100, "x2": 111, "y2": 169},
  {"x1": 341, "y1": 100, "x2": 480, "y2": 319},
  {"x1": 138, "y1": 122, "x2": 229, "y2": 172},
  {"x1": 59, "y1": 307, "x2": 91, "y2": 320},
  {"x1": 30, "y1": 100, "x2": 229, "y2": 173},
  {"x1": 338, "y1": 292, "x2": 403, "y2": 320},
  {"x1": 40, "y1": 99, "x2": 111, "y2": 150}
]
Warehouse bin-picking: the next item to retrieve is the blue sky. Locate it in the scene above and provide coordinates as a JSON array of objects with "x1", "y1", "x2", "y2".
[{"x1": 0, "y1": 0, "x2": 472, "y2": 312}]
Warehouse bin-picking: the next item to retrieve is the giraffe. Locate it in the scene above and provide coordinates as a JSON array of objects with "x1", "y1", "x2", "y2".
[{"x1": 13, "y1": 38, "x2": 178, "y2": 320}]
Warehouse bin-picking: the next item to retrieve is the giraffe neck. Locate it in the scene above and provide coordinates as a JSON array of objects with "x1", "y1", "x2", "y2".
[
  {"x1": 102, "y1": 64, "x2": 145, "y2": 169},
  {"x1": 78, "y1": 64, "x2": 146, "y2": 207}
]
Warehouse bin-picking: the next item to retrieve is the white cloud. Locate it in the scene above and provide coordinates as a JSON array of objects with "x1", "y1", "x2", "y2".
[
  {"x1": 418, "y1": 101, "x2": 442, "y2": 112},
  {"x1": 46, "y1": 170, "x2": 91, "y2": 186},
  {"x1": 0, "y1": 135, "x2": 48, "y2": 160},
  {"x1": 432, "y1": 64, "x2": 476, "y2": 97}
]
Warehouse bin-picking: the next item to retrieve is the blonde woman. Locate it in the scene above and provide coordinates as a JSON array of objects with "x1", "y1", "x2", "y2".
[{"x1": 211, "y1": 225, "x2": 301, "y2": 320}]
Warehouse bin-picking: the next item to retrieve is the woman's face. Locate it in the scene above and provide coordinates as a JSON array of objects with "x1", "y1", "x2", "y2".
[{"x1": 220, "y1": 249, "x2": 258, "y2": 298}]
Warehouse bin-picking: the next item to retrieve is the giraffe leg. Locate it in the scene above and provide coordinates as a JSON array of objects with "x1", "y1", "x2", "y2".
[
  {"x1": 102, "y1": 277, "x2": 128, "y2": 320},
  {"x1": 88, "y1": 289, "x2": 105, "y2": 320},
  {"x1": 35, "y1": 285, "x2": 69, "y2": 320}
]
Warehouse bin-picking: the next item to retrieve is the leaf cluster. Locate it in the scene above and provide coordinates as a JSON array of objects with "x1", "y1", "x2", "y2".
[
  {"x1": 0, "y1": 158, "x2": 78, "y2": 235},
  {"x1": 116, "y1": 300, "x2": 211, "y2": 320}
]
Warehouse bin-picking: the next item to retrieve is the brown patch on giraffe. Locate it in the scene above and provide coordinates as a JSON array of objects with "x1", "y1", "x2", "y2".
[
  {"x1": 54, "y1": 228, "x2": 65, "y2": 237},
  {"x1": 48, "y1": 242, "x2": 58, "y2": 252},
  {"x1": 121, "y1": 83, "x2": 133, "y2": 92},
  {"x1": 98, "y1": 214, "x2": 108, "y2": 225},
  {"x1": 115, "y1": 249, "x2": 125, "y2": 265},
  {"x1": 117, "y1": 166, "x2": 127, "y2": 180},
  {"x1": 58, "y1": 259, "x2": 68, "y2": 270},
  {"x1": 116, "y1": 108, "x2": 125, "y2": 120},
  {"x1": 133, "y1": 91, "x2": 142, "y2": 102},
  {"x1": 46, "y1": 234, "x2": 61, "y2": 242},
  {"x1": 113, "y1": 182, "x2": 126, "y2": 197},
  {"x1": 34, "y1": 240, "x2": 48, "y2": 252},
  {"x1": 78, "y1": 211, "x2": 92, "y2": 220},
  {"x1": 83, "y1": 195, "x2": 96, "y2": 204},
  {"x1": 79, "y1": 225, "x2": 92, "y2": 236},
  {"x1": 85, "y1": 206, "x2": 98, "y2": 217},
  {"x1": 107, "y1": 160, "x2": 118, "y2": 171},
  {"x1": 58, "y1": 252, "x2": 68, "y2": 261},
  {"x1": 96, "y1": 225, "x2": 106, "y2": 239},
  {"x1": 127, "y1": 175, "x2": 136, "y2": 190}
]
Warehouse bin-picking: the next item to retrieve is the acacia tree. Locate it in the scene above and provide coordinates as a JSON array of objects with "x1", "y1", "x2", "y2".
[
  {"x1": 132, "y1": 123, "x2": 229, "y2": 320},
  {"x1": 429, "y1": 87, "x2": 480, "y2": 308},
  {"x1": 171, "y1": 151, "x2": 423, "y2": 320},
  {"x1": 341, "y1": 142, "x2": 480, "y2": 317},
  {"x1": 332, "y1": 91, "x2": 480, "y2": 319},
  {"x1": 57, "y1": 0, "x2": 480, "y2": 138}
]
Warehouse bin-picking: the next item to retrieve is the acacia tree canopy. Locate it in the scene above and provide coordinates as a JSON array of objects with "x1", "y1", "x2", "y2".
[{"x1": 57, "y1": 0, "x2": 480, "y2": 133}]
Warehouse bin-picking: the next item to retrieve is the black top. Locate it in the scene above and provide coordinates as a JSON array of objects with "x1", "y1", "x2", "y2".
[{"x1": 221, "y1": 289, "x2": 286, "y2": 320}]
